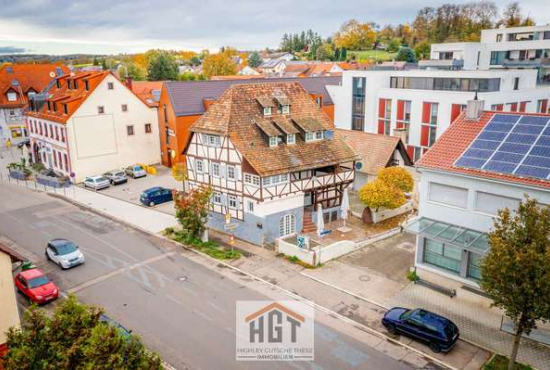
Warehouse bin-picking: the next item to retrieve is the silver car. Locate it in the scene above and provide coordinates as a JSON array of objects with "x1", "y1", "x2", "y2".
[
  {"x1": 46, "y1": 239, "x2": 85, "y2": 270},
  {"x1": 83, "y1": 176, "x2": 110, "y2": 190},
  {"x1": 103, "y1": 170, "x2": 128, "y2": 185},
  {"x1": 125, "y1": 165, "x2": 147, "y2": 179}
]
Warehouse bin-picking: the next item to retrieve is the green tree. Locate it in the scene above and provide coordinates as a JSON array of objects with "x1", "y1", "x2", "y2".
[
  {"x1": 414, "y1": 41, "x2": 431, "y2": 60},
  {"x1": 189, "y1": 55, "x2": 201, "y2": 66},
  {"x1": 147, "y1": 51, "x2": 179, "y2": 81},
  {"x1": 396, "y1": 47, "x2": 417, "y2": 63},
  {"x1": 387, "y1": 38, "x2": 401, "y2": 53},
  {"x1": 174, "y1": 185, "x2": 213, "y2": 238},
  {"x1": 315, "y1": 43, "x2": 334, "y2": 61},
  {"x1": 340, "y1": 47, "x2": 347, "y2": 61},
  {"x1": 127, "y1": 62, "x2": 147, "y2": 81},
  {"x1": 101, "y1": 58, "x2": 108, "y2": 71},
  {"x1": 248, "y1": 51, "x2": 263, "y2": 68},
  {"x1": 4, "y1": 295, "x2": 161, "y2": 370},
  {"x1": 93, "y1": 57, "x2": 99, "y2": 66},
  {"x1": 481, "y1": 197, "x2": 550, "y2": 370}
]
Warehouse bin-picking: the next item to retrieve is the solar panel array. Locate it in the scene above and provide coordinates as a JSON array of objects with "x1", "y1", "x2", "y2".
[{"x1": 454, "y1": 114, "x2": 550, "y2": 181}]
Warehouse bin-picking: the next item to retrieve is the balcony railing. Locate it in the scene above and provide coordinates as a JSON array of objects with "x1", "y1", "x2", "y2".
[
  {"x1": 295, "y1": 169, "x2": 354, "y2": 191},
  {"x1": 418, "y1": 59, "x2": 464, "y2": 69},
  {"x1": 501, "y1": 57, "x2": 550, "y2": 67}
]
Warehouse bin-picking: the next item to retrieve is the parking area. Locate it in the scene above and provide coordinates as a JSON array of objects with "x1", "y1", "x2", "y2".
[{"x1": 79, "y1": 165, "x2": 181, "y2": 215}]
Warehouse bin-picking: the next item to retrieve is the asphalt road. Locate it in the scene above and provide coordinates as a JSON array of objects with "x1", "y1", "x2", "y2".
[{"x1": 0, "y1": 182, "x2": 414, "y2": 370}]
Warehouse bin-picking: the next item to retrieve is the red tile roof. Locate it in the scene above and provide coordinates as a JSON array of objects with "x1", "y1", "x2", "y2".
[
  {"x1": 418, "y1": 111, "x2": 550, "y2": 190},
  {"x1": 0, "y1": 63, "x2": 69, "y2": 108},
  {"x1": 27, "y1": 71, "x2": 109, "y2": 124},
  {"x1": 131, "y1": 81, "x2": 163, "y2": 107}
]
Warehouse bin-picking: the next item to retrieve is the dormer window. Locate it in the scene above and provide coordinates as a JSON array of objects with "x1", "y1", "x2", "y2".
[
  {"x1": 269, "y1": 136, "x2": 279, "y2": 147},
  {"x1": 63, "y1": 104, "x2": 68, "y2": 114},
  {"x1": 84, "y1": 80, "x2": 89, "y2": 90},
  {"x1": 286, "y1": 134, "x2": 295, "y2": 145},
  {"x1": 56, "y1": 80, "x2": 61, "y2": 89},
  {"x1": 282, "y1": 104, "x2": 290, "y2": 114},
  {"x1": 315, "y1": 130, "x2": 323, "y2": 140},
  {"x1": 74, "y1": 80, "x2": 78, "y2": 89},
  {"x1": 67, "y1": 80, "x2": 71, "y2": 89},
  {"x1": 263, "y1": 107, "x2": 272, "y2": 116},
  {"x1": 6, "y1": 91, "x2": 17, "y2": 102},
  {"x1": 305, "y1": 131, "x2": 324, "y2": 142},
  {"x1": 47, "y1": 101, "x2": 51, "y2": 110},
  {"x1": 305, "y1": 132, "x2": 314, "y2": 142},
  {"x1": 53, "y1": 102, "x2": 57, "y2": 112}
]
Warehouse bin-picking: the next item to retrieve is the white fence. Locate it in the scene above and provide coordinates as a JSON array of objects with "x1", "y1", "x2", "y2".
[{"x1": 277, "y1": 228, "x2": 401, "y2": 266}]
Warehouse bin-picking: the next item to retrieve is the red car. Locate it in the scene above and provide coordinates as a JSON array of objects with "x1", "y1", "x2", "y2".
[{"x1": 14, "y1": 269, "x2": 59, "y2": 305}]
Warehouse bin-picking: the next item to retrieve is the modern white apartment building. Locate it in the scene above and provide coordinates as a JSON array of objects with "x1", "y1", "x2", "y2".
[
  {"x1": 329, "y1": 69, "x2": 550, "y2": 161},
  {"x1": 406, "y1": 105, "x2": 550, "y2": 287},
  {"x1": 26, "y1": 71, "x2": 160, "y2": 182},
  {"x1": 424, "y1": 25, "x2": 550, "y2": 83}
]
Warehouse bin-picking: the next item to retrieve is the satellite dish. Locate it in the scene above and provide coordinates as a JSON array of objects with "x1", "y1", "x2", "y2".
[
  {"x1": 355, "y1": 162, "x2": 363, "y2": 171},
  {"x1": 49, "y1": 72, "x2": 56, "y2": 78}
]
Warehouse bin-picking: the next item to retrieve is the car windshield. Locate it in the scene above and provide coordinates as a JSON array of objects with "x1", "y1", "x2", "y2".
[
  {"x1": 444, "y1": 323, "x2": 456, "y2": 339},
  {"x1": 134, "y1": 166, "x2": 143, "y2": 171},
  {"x1": 97, "y1": 177, "x2": 108, "y2": 182},
  {"x1": 56, "y1": 242, "x2": 77, "y2": 255},
  {"x1": 399, "y1": 309, "x2": 413, "y2": 320},
  {"x1": 28, "y1": 276, "x2": 50, "y2": 288},
  {"x1": 115, "y1": 172, "x2": 125, "y2": 177}
]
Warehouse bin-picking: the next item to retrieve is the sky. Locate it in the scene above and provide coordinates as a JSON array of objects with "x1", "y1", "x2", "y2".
[{"x1": 1, "y1": 0, "x2": 549, "y2": 55}]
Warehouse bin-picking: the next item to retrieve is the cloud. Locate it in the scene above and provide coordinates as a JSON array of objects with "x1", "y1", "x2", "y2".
[
  {"x1": 0, "y1": 46, "x2": 26, "y2": 54},
  {"x1": 0, "y1": 0, "x2": 549, "y2": 54}
]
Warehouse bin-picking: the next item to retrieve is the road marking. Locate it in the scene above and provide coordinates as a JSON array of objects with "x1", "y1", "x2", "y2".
[
  {"x1": 192, "y1": 309, "x2": 213, "y2": 322},
  {"x1": 208, "y1": 301, "x2": 225, "y2": 313},
  {"x1": 67, "y1": 252, "x2": 176, "y2": 294},
  {"x1": 166, "y1": 295, "x2": 184, "y2": 305}
]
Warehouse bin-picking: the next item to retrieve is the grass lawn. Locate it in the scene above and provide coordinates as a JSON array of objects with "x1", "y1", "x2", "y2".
[
  {"x1": 349, "y1": 49, "x2": 398, "y2": 62},
  {"x1": 483, "y1": 354, "x2": 533, "y2": 370}
]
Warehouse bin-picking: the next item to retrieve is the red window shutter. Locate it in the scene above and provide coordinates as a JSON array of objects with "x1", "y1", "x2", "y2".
[
  {"x1": 450, "y1": 104, "x2": 462, "y2": 125},
  {"x1": 495, "y1": 104, "x2": 503, "y2": 111},
  {"x1": 422, "y1": 102, "x2": 431, "y2": 124},
  {"x1": 378, "y1": 99, "x2": 386, "y2": 119},
  {"x1": 510, "y1": 103, "x2": 518, "y2": 112},
  {"x1": 397, "y1": 100, "x2": 405, "y2": 121},
  {"x1": 519, "y1": 101, "x2": 527, "y2": 112},
  {"x1": 541, "y1": 100, "x2": 548, "y2": 113},
  {"x1": 420, "y1": 125, "x2": 430, "y2": 147},
  {"x1": 406, "y1": 146, "x2": 415, "y2": 161},
  {"x1": 378, "y1": 119, "x2": 385, "y2": 134},
  {"x1": 396, "y1": 122, "x2": 404, "y2": 129}
]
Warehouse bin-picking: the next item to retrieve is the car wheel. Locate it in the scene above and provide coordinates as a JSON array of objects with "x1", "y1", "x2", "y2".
[
  {"x1": 46, "y1": 251, "x2": 51, "y2": 261},
  {"x1": 149, "y1": 201, "x2": 155, "y2": 207},
  {"x1": 386, "y1": 323, "x2": 398, "y2": 335},
  {"x1": 110, "y1": 180, "x2": 114, "y2": 185},
  {"x1": 429, "y1": 342, "x2": 441, "y2": 353}
]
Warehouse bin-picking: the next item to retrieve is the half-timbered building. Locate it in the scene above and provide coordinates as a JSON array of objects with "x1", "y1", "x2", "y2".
[{"x1": 184, "y1": 82, "x2": 358, "y2": 246}]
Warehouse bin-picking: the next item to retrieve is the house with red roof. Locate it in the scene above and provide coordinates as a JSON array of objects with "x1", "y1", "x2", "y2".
[
  {"x1": 26, "y1": 71, "x2": 160, "y2": 182},
  {"x1": 406, "y1": 99, "x2": 550, "y2": 287},
  {"x1": 0, "y1": 63, "x2": 69, "y2": 142}
]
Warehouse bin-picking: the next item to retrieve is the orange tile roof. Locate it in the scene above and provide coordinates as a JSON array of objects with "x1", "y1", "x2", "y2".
[
  {"x1": 418, "y1": 111, "x2": 550, "y2": 190},
  {"x1": 0, "y1": 63, "x2": 69, "y2": 108},
  {"x1": 131, "y1": 81, "x2": 163, "y2": 107},
  {"x1": 188, "y1": 82, "x2": 358, "y2": 176},
  {"x1": 27, "y1": 71, "x2": 109, "y2": 124},
  {"x1": 335, "y1": 129, "x2": 412, "y2": 175},
  {"x1": 211, "y1": 75, "x2": 266, "y2": 80}
]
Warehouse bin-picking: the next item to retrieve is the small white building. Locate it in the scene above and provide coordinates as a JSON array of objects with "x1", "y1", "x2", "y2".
[
  {"x1": 424, "y1": 25, "x2": 550, "y2": 82},
  {"x1": 329, "y1": 69, "x2": 550, "y2": 161},
  {"x1": 406, "y1": 103, "x2": 550, "y2": 287},
  {"x1": 26, "y1": 71, "x2": 160, "y2": 182}
]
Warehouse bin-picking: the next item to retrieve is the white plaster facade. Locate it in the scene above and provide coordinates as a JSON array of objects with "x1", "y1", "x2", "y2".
[
  {"x1": 329, "y1": 69, "x2": 550, "y2": 161},
  {"x1": 27, "y1": 74, "x2": 160, "y2": 182}
]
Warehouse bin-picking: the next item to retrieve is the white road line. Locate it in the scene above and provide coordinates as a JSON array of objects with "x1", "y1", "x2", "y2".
[
  {"x1": 208, "y1": 301, "x2": 225, "y2": 314},
  {"x1": 166, "y1": 295, "x2": 184, "y2": 306},
  {"x1": 192, "y1": 309, "x2": 213, "y2": 322}
]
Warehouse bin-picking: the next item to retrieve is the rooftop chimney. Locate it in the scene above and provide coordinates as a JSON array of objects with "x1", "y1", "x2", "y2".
[
  {"x1": 125, "y1": 76, "x2": 133, "y2": 90},
  {"x1": 465, "y1": 91, "x2": 485, "y2": 121}
]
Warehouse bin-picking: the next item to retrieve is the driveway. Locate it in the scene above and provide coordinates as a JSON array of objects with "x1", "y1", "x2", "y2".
[{"x1": 79, "y1": 166, "x2": 181, "y2": 215}]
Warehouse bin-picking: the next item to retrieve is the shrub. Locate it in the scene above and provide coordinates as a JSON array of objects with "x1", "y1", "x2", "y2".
[
  {"x1": 359, "y1": 179, "x2": 406, "y2": 211},
  {"x1": 31, "y1": 162, "x2": 45, "y2": 172},
  {"x1": 174, "y1": 186, "x2": 212, "y2": 239},
  {"x1": 377, "y1": 167, "x2": 413, "y2": 193}
]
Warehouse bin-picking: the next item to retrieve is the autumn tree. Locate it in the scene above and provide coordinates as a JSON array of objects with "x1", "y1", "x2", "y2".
[
  {"x1": 481, "y1": 197, "x2": 550, "y2": 370},
  {"x1": 4, "y1": 295, "x2": 161, "y2": 370},
  {"x1": 377, "y1": 167, "x2": 413, "y2": 193},
  {"x1": 315, "y1": 43, "x2": 334, "y2": 61},
  {"x1": 147, "y1": 51, "x2": 179, "y2": 81},
  {"x1": 414, "y1": 42, "x2": 431, "y2": 60},
  {"x1": 174, "y1": 185, "x2": 213, "y2": 238},
  {"x1": 171, "y1": 162, "x2": 187, "y2": 189},
  {"x1": 359, "y1": 179, "x2": 406, "y2": 211},
  {"x1": 202, "y1": 53, "x2": 237, "y2": 78},
  {"x1": 334, "y1": 20, "x2": 376, "y2": 50},
  {"x1": 248, "y1": 51, "x2": 263, "y2": 68}
]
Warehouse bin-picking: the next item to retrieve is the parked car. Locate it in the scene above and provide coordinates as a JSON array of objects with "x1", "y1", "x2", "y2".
[
  {"x1": 140, "y1": 187, "x2": 173, "y2": 207},
  {"x1": 45, "y1": 238, "x2": 85, "y2": 269},
  {"x1": 14, "y1": 268, "x2": 59, "y2": 305},
  {"x1": 125, "y1": 165, "x2": 147, "y2": 179},
  {"x1": 103, "y1": 170, "x2": 128, "y2": 185},
  {"x1": 83, "y1": 176, "x2": 110, "y2": 190},
  {"x1": 381, "y1": 307, "x2": 459, "y2": 353},
  {"x1": 17, "y1": 138, "x2": 30, "y2": 148},
  {"x1": 100, "y1": 314, "x2": 133, "y2": 339}
]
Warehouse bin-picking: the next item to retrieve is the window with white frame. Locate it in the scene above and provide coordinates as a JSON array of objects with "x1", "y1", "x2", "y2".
[
  {"x1": 203, "y1": 134, "x2": 221, "y2": 147},
  {"x1": 287, "y1": 134, "x2": 295, "y2": 144},
  {"x1": 279, "y1": 214, "x2": 296, "y2": 237},
  {"x1": 244, "y1": 173, "x2": 260, "y2": 186},
  {"x1": 315, "y1": 130, "x2": 323, "y2": 140},
  {"x1": 282, "y1": 105, "x2": 290, "y2": 114},
  {"x1": 212, "y1": 163, "x2": 221, "y2": 177},
  {"x1": 213, "y1": 192, "x2": 222, "y2": 204},
  {"x1": 227, "y1": 165, "x2": 236, "y2": 180},
  {"x1": 269, "y1": 136, "x2": 278, "y2": 147},
  {"x1": 196, "y1": 159, "x2": 204, "y2": 173},
  {"x1": 228, "y1": 195, "x2": 238, "y2": 209},
  {"x1": 107, "y1": 82, "x2": 114, "y2": 90},
  {"x1": 262, "y1": 173, "x2": 289, "y2": 187},
  {"x1": 7, "y1": 92, "x2": 17, "y2": 101},
  {"x1": 263, "y1": 107, "x2": 272, "y2": 116},
  {"x1": 428, "y1": 182, "x2": 468, "y2": 208},
  {"x1": 247, "y1": 200, "x2": 254, "y2": 213},
  {"x1": 305, "y1": 132, "x2": 314, "y2": 142}
]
